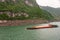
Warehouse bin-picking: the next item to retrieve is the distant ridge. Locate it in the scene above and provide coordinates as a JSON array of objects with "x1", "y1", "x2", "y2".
[{"x1": 40, "y1": 6, "x2": 60, "y2": 20}]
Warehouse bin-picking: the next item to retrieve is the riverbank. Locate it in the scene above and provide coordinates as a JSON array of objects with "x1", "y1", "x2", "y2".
[{"x1": 0, "y1": 19, "x2": 49, "y2": 26}]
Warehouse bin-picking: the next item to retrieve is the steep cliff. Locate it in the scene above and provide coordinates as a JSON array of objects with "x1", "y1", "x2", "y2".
[{"x1": 0, "y1": 0, "x2": 54, "y2": 20}]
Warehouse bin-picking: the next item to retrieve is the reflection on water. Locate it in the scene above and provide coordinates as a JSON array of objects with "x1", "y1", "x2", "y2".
[{"x1": 0, "y1": 22, "x2": 60, "y2": 40}]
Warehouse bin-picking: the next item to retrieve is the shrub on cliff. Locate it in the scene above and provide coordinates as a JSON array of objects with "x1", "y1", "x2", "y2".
[{"x1": 0, "y1": 14, "x2": 9, "y2": 20}]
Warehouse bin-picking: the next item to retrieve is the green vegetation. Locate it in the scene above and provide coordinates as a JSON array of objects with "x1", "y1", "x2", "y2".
[
  {"x1": 0, "y1": 0, "x2": 54, "y2": 20},
  {"x1": 41, "y1": 6, "x2": 60, "y2": 20}
]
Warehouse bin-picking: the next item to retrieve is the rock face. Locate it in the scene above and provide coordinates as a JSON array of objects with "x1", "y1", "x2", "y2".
[
  {"x1": 0, "y1": 20, "x2": 7, "y2": 23},
  {"x1": 24, "y1": 0, "x2": 38, "y2": 6},
  {"x1": 25, "y1": 0, "x2": 33, "y2": 6},
  {"x1": 0, "y1": 20, "x2": 48, "y2": 26}
]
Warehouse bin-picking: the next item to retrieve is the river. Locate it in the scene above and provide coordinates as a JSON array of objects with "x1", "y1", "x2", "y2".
[{"x1": 0, "y1": 22, "x2": 60, "y2": 40}]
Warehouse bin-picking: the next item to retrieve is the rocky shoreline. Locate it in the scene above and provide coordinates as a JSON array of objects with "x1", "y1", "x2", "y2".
[{"x1": 0, "y1": 19, "x2": 49, "y2": 26}]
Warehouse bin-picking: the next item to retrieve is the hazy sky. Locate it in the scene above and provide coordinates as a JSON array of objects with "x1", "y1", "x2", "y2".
[{"x1": 36, "y1": 0, "x2": 60, "y2": 8}]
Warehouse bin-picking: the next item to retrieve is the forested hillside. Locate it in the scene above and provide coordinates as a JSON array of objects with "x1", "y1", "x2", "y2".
[
  {"x1": 0, "y1": 0, "x2": 54, "y2": 20},
  {"x1": 41, "y1": 6, "x2": 60, "y2": 20}
]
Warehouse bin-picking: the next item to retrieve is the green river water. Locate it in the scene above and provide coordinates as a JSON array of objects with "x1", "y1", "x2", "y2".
[{"x1": 0, "y1": 22, "x2": 60, "y2": 40}]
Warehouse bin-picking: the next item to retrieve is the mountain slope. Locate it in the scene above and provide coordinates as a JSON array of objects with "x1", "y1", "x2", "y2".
[
  {"x1": 0, "y1": 0, "x2": 54, "y2": 20},
  {"x1": 41, "y1": 6, "x2": 60, "y2": 20}
]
